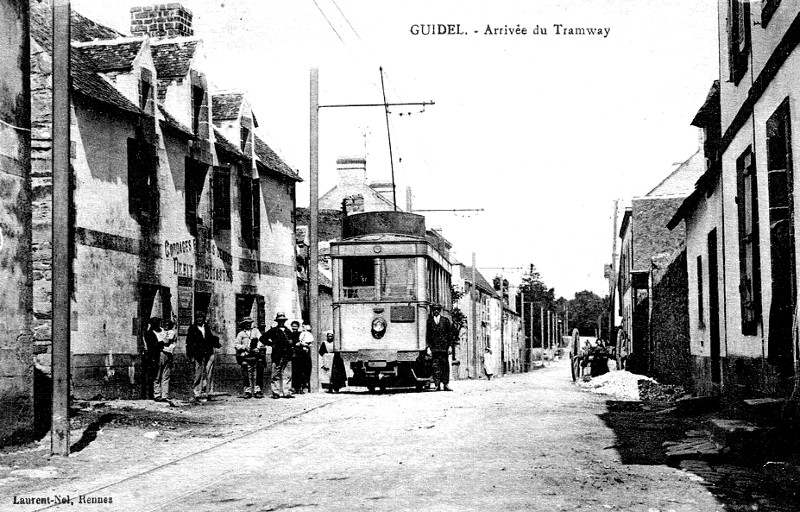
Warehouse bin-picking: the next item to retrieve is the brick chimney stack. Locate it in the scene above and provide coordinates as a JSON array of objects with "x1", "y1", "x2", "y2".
[{"x1": 131, "y1": 4, "x2": 193, "y2": 39}]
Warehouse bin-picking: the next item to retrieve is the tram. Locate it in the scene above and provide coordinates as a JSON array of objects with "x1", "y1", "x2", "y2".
[{"x1": 330, "y1": 210, "x2": 452, "y2": 391}]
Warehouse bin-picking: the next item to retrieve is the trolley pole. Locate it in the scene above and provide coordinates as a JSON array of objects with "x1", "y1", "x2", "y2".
[
  {"x1": 52, "y1": 0, "x2": 71, "y2": 456},
  {"x1": 309, "y1": 69, "x2": 320, "y2": 392}
]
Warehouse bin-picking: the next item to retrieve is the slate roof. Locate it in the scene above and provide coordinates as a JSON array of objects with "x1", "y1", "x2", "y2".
[
  {"x1": 212, "y1": 93, "x2": 244, "y2": 123},
  {"x1": 460, "y1": 265, "x2": 498, "y2": 296},
  {"x1": 74, "y1": 40, "x2": 144, "y2": 72},
  {"x1": 150, "y1": 39, "x2": 199, "y2": 79},
  {"x1": 254, "y1": 136, "x2": 301, "y2": 182},
  {"x1": 30, "y1": 3, "x2": 142, "y2": 115}
]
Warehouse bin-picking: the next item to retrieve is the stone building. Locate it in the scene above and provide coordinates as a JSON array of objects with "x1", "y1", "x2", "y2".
[
  {"x1": 0, "y1": 0, "x2": 34, "y2": 443},
  {"x1": 670, "y1": 0, "x2": 800, "y2": 403},
  {"x1": 616, "y1": 153, "x2": 703, "y2": 385},
  {"x1": 28, "y1": 1, "x2": 301, "y2": 399}
]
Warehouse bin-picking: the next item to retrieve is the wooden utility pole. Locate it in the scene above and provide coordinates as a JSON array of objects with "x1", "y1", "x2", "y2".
[
  {"x1": 520, "y1": 294, "x2": 525, "y2": 371},
  {"x1": 540, "y1": 306, "x2": 544, "y2": 365},
  {"x1": 610, "y1": 199, "x2": 619, "y2": 341},
  {"x1": 52, "y1": 0, "x2": 71, "y2": 456},
  {"x1": 309, "y1": 69, "x2": 320, "y2": 392},
  {"x1": 471, "y1": 253, "x2": 478, "y2": 378}
]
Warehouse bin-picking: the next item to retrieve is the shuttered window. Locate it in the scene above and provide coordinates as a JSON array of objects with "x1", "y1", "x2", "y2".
[{"x1": 736, "y1": 147, "x2": 760, "y2": 335}]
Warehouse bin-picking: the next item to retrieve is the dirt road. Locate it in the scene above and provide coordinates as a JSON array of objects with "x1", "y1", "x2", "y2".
[{"x1": 2, "y1": 360, "x2": 790, "y2": 511}]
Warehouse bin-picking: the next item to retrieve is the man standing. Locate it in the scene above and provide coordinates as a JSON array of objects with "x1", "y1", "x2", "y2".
[
  {"x1": 235, "y1": 317, "x2": 264, "y2": 399},
  {"x1": 263, "y1": 312, "x2": 295, "y2": 399},
  {"x1": 426, "y1": 304, "x2": 455, "y2": 391},
  {"x1": 186, "y1": 311, "x2": 220, "y2": 404},
  {"x1": 143, "y1": 317, "x2": 165, "y2": 399}
]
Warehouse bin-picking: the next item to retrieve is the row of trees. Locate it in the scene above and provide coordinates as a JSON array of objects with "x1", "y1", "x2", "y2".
[{"x1": 508, "y1": 264, "x2": 609, "y2": 348}]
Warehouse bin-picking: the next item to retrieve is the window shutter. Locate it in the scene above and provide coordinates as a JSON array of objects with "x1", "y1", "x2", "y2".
[
  {"x1": 252, "y1": 179, "x2": 261, "y2": 241},
  {"x1": 212, "y1": 167, "x2": 231, "y2": 233},
  {"x1": 240, "y1": 172, "x2": 253, "y2": 246}
]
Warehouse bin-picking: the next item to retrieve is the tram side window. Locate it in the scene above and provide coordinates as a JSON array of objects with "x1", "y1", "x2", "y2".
[
  {"x1": 343, "y1": 257, "x2": 376, "y2": 299},
  {"x1": 380, "y1": 258, "x2": 416, "y2": 300}
]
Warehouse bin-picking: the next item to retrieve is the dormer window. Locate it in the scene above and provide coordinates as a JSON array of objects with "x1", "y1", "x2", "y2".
[
  {"x1": 139, "y1": 68, "x2": 153, "y2": 112},
  {"x1": 240, "y1": 125, "x2": 250, "y2": 152},
  {"x1": 192, "y1": 85, "x2": 204, "y2": 135}
]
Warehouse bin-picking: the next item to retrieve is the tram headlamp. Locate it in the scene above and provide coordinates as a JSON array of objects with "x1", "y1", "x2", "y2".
[{"x1": 371, "y1": 316, "x2": 387, "y2": 339}]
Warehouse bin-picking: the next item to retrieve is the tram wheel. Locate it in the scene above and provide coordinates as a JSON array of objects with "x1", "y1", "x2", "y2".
[{"x1": 367, "y1": 385, "x2": 376, "y2": 393}]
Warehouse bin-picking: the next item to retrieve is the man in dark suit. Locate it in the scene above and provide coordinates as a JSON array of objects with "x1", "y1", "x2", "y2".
[
  {"x1": 426, "y1": 304, "x2": 455, "y2": 391},
  {"x1": 262, "y1": 312, "x2": 296, "y2": 398},
  {"x1": 186, "y1": 311, "x2": 220, "y2": 404}
]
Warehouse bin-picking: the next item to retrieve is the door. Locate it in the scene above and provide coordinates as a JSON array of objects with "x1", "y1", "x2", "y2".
[{"x1": 708, "y1": 229, "x2": 721, "y2": 390}]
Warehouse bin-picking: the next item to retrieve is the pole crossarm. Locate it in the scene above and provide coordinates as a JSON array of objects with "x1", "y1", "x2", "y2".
[
  {"x1": 412, "y1": 208, "x2": 484, "y2": 212},
  {"x1": 318, "y1": 101, "x2": 435, "y2": 109}
]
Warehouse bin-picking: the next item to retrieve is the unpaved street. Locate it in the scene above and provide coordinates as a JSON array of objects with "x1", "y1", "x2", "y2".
[{"x1": 5, "y1": 361, "x2": 788, "y2": 511}]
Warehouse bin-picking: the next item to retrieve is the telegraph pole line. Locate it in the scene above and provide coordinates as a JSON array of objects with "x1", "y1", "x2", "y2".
[
  {"x1": 309, "y1": 69, "x2": 320, "y2": 393},
  {"x1": 52, "y1": 0, "x2": 71, "y2": 456},
  {"x1": 309, "y1": 68, "x2": 433, "y2": 391}
]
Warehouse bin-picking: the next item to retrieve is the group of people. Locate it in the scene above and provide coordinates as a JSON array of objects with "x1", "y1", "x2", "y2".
[
  {"x1": 143, "y1": 311, "x2": 328, "y2": 404},
  {"x1": 142, "y1": 302, "x2": 464, "y2": 401}
]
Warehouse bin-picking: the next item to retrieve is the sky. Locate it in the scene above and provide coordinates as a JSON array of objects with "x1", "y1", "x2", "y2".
[{"x1": 72, "y1": 0, "x2": 720, "y2": 299}]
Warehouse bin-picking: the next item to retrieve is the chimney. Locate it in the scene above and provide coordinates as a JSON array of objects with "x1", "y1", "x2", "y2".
[
  {"x1": 131, "y1": 4, "x2": 194, "y2": 39},
  {"x1": 336, "y1": 157, "x2": 367, "y2": 187}
]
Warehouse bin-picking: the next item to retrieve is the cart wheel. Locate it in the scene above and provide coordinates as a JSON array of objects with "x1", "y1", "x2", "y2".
[{"x1": 571, "y1": 357, "x2": 580, "y2": 382}]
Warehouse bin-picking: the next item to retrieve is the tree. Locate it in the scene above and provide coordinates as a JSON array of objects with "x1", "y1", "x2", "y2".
[
  {"x1": 515, "y1": 264, "x2": 557, "y2": 348},
  {"x1": 567, "y1": 290, "x2": 610, "y2": 338}
]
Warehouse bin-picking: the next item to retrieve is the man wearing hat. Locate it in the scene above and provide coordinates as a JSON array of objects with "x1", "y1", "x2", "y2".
[
  {"x1": 235, "y1": 317, "x2": 264, "y2": 398},
  {"x1": 262, "y1": 312, "x2": 296, "y2": 398},
  {"x1": 426, "y1": 303, "x2": 455, "y2": 391}
]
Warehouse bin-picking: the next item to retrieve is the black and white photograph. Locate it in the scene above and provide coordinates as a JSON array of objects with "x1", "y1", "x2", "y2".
[{"x1": 0, "y1": 0, "x2": 799, "y2": 510}]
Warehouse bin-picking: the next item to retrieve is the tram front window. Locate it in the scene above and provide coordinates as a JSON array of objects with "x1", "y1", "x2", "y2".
[
  {"x1": 342, "y1": 257, "x2": 376, "y2": 299},
  {"x1": 341, "y1": 257, "x2": 417, "y2": 300},
  {"x1": 380, "y1": 258, "x2": 416, "y2": 300}
]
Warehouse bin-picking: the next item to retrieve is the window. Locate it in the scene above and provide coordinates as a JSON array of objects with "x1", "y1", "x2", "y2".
[
  {"x1": 185, "y1": 158, "x2": 208, "y2": 236},
  {"x1": 139, "y1": 68, "x2": 153, "y2": 112},
  {"x1": 380, "y1": 258, "x2": 417, "y2": 300},
  {"x1": 192, "y1": 85, "x2": 204, "y2": 135},
  {"x1": 127, "y1": 138, "x2": 158, "y2": 223},
  {"x1": 239, "y1": 171, "x2": 261, "y2": 248},
  {"x1": 766, "y1": 99, "x2": 797, "y2": 310},
  {"x1": 697, "y1": 255, "x2": 705, "y2": 329},
  {"x1": 252, "y1": 179, "x2": 261, "y2": 242},
  {"x1": 736, "y1": 147, "x2": 761, "y2": 335},
  {"x1": 343, "y1": 257, "x2": 376, "y2": 299},
  {"x1": 212, "y1": 166, "x2": 231, "y2": 234},
  {"x1": 762, "y1": 0, "x2": 780, "y2": 28},
  {"x1": 240, "y1": 125, "x2": 250, "y2": 152},
  {"x1": 728, "y1": 0, "x2": 751, "y2": 84}
]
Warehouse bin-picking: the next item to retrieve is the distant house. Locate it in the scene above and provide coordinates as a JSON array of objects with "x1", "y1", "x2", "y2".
[
  {"x1": 617, "y1": 151, "x2": 703, "y2": 387},
  {"x1": 318, "y1": 157, "x2": 410, "y2": 214},
  {"x1": 450, "y1": 263, "x2": 523, "y2": 380}
]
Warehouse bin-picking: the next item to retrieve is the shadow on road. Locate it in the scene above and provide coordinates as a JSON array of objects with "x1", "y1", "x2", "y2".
[{"x1": 598, "y1": 400, "x2": 799, "y2": 511}]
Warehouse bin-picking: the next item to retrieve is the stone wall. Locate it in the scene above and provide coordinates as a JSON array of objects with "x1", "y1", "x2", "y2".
[
  {"x1": 650, "y1": 249, "x2": 693, "y2": 390},
  {"x1": 0, "y1": 0, "x2": 34, "y2": 444}
]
